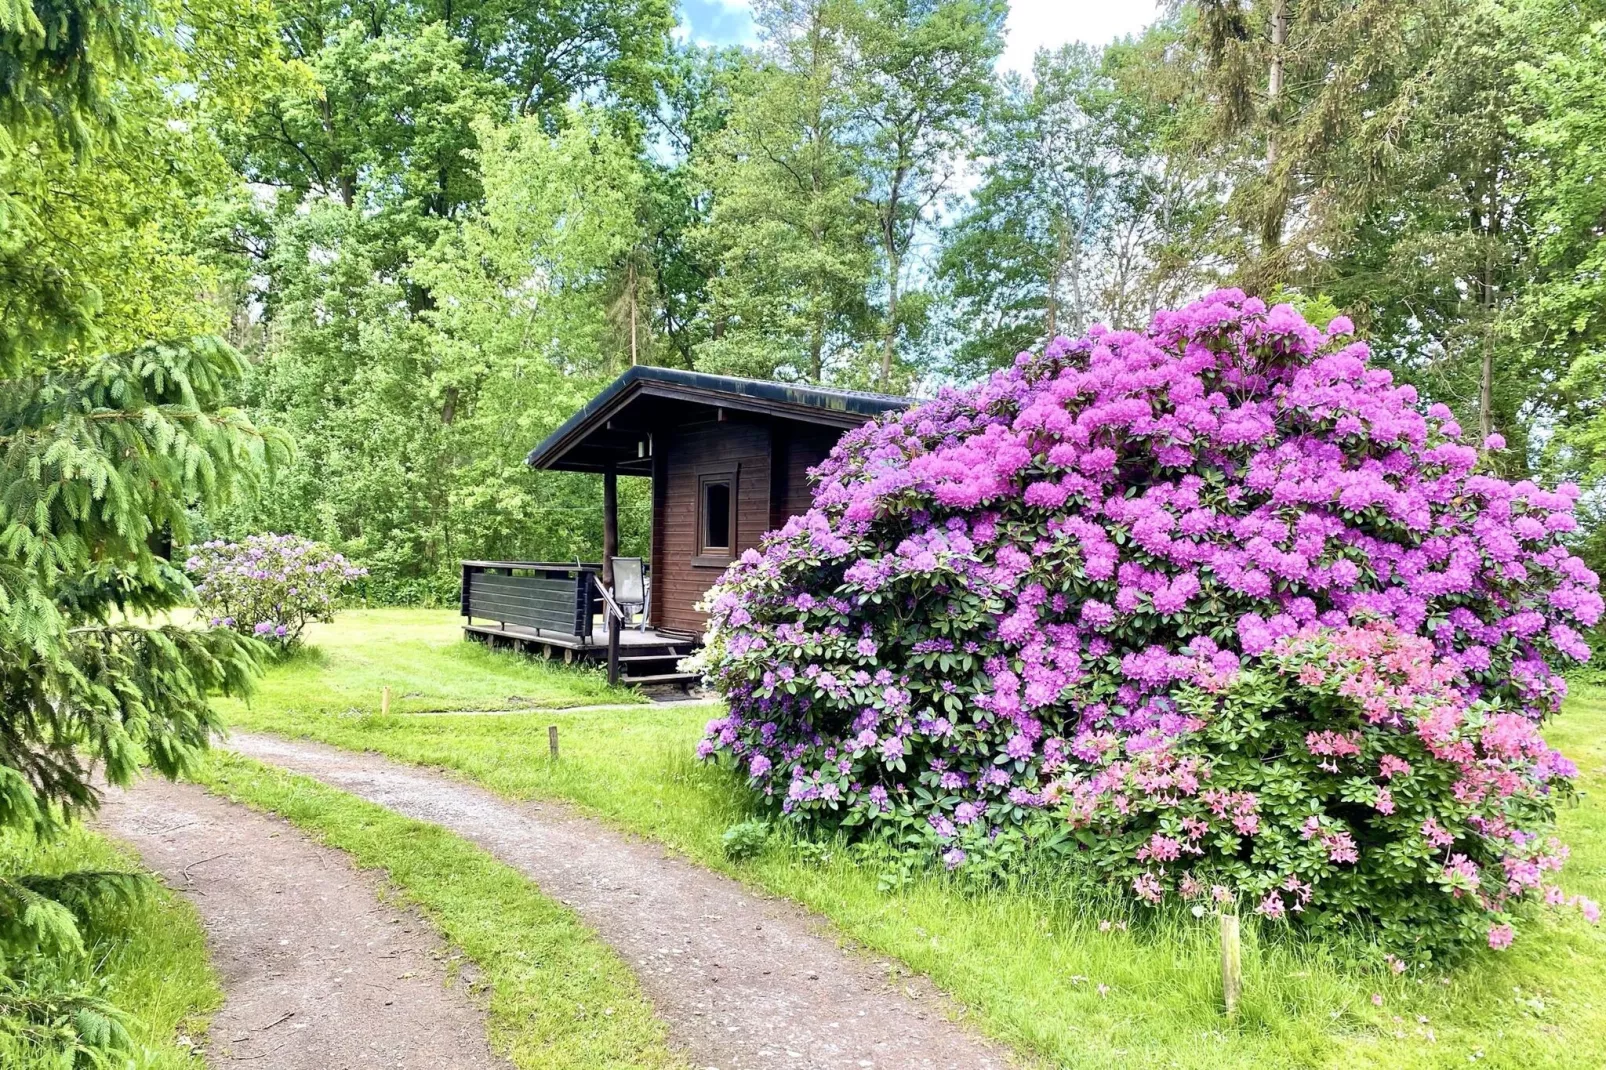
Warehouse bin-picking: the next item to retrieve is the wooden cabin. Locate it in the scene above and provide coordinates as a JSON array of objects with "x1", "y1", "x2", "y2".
[{"x1": 460, "y1": 367, "x2": 910, "y2": 685}]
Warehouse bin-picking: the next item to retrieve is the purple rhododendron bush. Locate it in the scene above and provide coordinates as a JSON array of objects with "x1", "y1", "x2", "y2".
[
  {"x1": 187, "y1": 533, "x2": 367, "y2": 650},
  {"x1": 696, "y1": 290, "x2": 1604, "y2": 958}
]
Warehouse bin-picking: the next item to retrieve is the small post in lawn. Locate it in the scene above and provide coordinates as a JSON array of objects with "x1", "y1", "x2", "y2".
[
  {"x1": 1219, "y1": 911, "x2": 1242, "y2": 1020},
  {"x1": 548, "y1": 724, "x2": 559, "y2": 760},
  {"x1": 381, "y1": 686, "x2": 391, "y2": 717}
]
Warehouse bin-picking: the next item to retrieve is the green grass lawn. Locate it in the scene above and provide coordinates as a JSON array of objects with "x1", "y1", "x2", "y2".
[
  {"x1": 190, "y1": 752, "x2": 686, "y2": 1070},
  {"x1": 225, "y1": 607, "x2": 1606, "y2": 1070},
  {"x1": 0, "y1": 825, "x2": 221, "y2": 1068},
  {"x1": 215, "y1": 608, "x2": 646, "y2": 718}
]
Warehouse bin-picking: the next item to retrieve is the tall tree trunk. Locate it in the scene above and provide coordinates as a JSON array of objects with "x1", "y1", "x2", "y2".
[
  {"x1": 879, "y1": 153, "x2": 909, "y2": 387},
  {"x1": 321, "y1": 94, "x2": 355, "y2": 208},
  {"x1": 1267, "y1": 0, "x2": 1287, "y2": 158},
  {"x1": 881, "y1": 251, "x2": 899, "y2": 385},
  {"x1": 1262, "y1": 0, "x2": 1289, "y2": 257},
  {"x1": 1046, "y1": 223, "x2": 1066, "y2": 337},
  {"x1": 1480, "y1": 189, "x2": 1498, "y2": 441},
  {"x1": 627, "y1": 260, "x2": 639, "y2": 366},
  {"x1": 1068, "y1": 213, "x2": 1093, "y2": 331},
  {"x1": 1480, "y1": 319, "x2": 1494, "y2": 440},
  {"x1": 811, "y1": 309, "x2": 824, "y2": 384}
]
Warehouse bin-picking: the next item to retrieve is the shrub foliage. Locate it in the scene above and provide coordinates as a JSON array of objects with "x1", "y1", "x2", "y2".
[
  {"x1": 187, "y1": 533, "x2": 366, "y2": 649},
  {"x1": 697, "y1": 291, "x2": 1602, "y2": 956}
]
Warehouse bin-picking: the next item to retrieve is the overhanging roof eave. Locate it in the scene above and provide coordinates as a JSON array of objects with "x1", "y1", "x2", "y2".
[{"x1": 525, "y1": 366, "x2": 911, "y2": 472}]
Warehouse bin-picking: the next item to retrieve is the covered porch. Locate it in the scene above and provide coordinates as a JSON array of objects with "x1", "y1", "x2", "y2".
[
  {"x1": 459, "y1": 560, "x2": 699, "y2": 688},
  {"x1": 464, "y1": 366, "x2": 906, "y2": 689},
  {"x1": 521, "y1": 366, "x2": 907, "y2": 631}
]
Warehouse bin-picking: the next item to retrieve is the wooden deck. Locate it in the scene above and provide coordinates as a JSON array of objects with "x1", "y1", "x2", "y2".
[
  {"x1": 463, "y1": 621, "x2": 694, "y2": 651},
  {"x1": 462, "y1": 621, "x2": 701, "y2": 688}
]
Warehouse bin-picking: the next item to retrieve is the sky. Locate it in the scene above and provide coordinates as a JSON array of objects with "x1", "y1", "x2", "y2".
[{"x1": 675, "y1": 0, "x2": 1164, "y2": 70}]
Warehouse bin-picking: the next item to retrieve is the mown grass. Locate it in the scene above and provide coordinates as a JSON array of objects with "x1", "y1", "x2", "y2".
[
  {"x1": 214, "y1": 607, "x2": 645, "y2": 717},
  {"x1": 0, "y1": 825, "x2": 221, "y2": 1069},
  {"x1": 225, "y1": 609, "x2": 1606, "y2": 1069},
  {"x1": 189, "y1": 750, "x2": 686, "y2": 1070}
]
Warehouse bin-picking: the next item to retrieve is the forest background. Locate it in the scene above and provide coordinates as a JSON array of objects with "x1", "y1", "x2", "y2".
[{"x1": 18, "y1": 0, "x2": 1606, "y2": 602}]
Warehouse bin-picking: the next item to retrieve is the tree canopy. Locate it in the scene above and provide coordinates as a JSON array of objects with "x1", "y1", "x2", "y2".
[{"x1": 4, "y1": 0, "x2": 1603, "y2": 600}]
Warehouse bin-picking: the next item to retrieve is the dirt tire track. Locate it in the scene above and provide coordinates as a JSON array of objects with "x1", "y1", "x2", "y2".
[
  {"x1": 227, "y1": 731, "x2": 1015, "y2": 1070},
  {"x1": 97, "y1": 776, "x2": 512, "y2": 1070}
]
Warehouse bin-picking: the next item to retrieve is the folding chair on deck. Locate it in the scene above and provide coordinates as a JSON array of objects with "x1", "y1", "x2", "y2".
[{"x1": 611, "y1": 556, "x2": 647, "y2": 630}]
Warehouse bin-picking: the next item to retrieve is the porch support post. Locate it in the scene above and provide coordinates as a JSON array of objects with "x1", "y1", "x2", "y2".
[{"x1": 603, "y1": 461, "x2": 620, "y2": 686}]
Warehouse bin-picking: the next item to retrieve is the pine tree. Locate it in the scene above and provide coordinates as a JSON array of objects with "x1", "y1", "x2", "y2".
[
  {"x1": 1192, "y1": 0, "x2": 1453, "y2": 288},
  {"x1": 1, "y1": 0, "x2": 284, "y2": 1055},
  {"x1": 0, "y1": 339, "x2": 279, "y2": 832}
]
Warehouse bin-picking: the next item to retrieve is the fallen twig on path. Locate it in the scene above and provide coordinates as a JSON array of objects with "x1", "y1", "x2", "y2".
[{"x1": 182, "y1": 853, "x2": 228, "y2": 883}]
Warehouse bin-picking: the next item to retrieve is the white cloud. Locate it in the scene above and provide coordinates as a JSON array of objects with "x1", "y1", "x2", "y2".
[
  {"x1": 998, "y1": 0, "x2": 1163, "y2": 74},
  {"x1": 677, "y1": 0, "x2": 758, "y2": 48}
]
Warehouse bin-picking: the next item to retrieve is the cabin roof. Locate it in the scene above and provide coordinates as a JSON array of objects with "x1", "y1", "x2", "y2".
[{"x1": 525, "y1": 365, "x2": 912, "y2": 474}]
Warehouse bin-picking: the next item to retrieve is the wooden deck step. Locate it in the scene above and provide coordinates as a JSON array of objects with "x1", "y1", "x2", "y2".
[
  {"x1": 619, "y1": 653, "x2": 691, "y2": 664},
  {"x1": 621, "y1": 672, "x2": 702, "y2": 686}
]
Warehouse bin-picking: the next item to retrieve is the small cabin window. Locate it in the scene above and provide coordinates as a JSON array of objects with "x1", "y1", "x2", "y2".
[
  {"x1": 696, "y1": 471, "x2": 737, "y2": 564},
  {"x1": 703, "y1": 482, "x2": 731, "y2": 550}
]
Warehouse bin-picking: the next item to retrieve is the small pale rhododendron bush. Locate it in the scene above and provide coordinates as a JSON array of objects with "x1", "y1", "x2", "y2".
[
  {"x1": 186, "y1": 533, "x2": 366, "y2": 650},
  {"x1": 695, "y1": 291, "x2": 1603, "y2": 958}
]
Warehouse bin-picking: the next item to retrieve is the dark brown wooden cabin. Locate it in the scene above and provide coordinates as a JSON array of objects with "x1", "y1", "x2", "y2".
[{"x1": 460, "y1": 366, "x2": 909, "y2": 685}]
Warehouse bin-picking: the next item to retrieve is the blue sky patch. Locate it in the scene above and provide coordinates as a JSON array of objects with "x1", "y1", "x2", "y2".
[{"x1": 678, "y1": 0, "x2": 758, "y2": 47}]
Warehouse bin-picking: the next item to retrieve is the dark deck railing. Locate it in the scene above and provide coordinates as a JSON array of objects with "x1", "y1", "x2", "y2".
[{"x1": 460, "y1": 561, "x2": 604, "y2": 642}]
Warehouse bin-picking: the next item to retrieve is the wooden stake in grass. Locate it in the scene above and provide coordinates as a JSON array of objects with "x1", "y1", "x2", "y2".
[
  {"x1": 1219, "y1": 911, "x2": 1242, "y2": 1020},
  {"x1": 381, "y1": 686, "x2": 391, "y2": 717},
  {"x1": 548, "y1": 724, "x2": 559, "y2": 760}
]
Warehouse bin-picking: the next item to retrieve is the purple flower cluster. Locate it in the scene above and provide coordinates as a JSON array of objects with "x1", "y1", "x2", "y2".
[
  {"x1": 694, "y1": 292, "x2": 1597, "y2": 946},
  {"x1": 186, "y1": 533, "x2": 366, "y2": 649}
]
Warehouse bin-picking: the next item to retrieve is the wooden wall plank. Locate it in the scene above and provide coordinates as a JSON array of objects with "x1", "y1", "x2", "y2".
[
  {"x1": 655, "y1": 417, "x2": 771, "y2": 633},
  {"x1": 772, "y1": 423, "x2": 839, "y2": 528}
]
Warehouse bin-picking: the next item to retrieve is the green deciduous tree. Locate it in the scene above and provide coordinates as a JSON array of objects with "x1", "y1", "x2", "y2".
[
  {"x1": 638, "y1": 42, "x2": 750, "y2": 369},
  {"x1": 0, "y1": 0, "x2": 255, "y2": 367},
  {"x1": 693, "y1": 0, "x2": 876, "y2": 384},
  {"x1": 213, "y1": 0, "x2": 677, "y2": 595},
  {"x1": 236, "y1": 108, "x2": 657, "y2": 596},
  {"x1": 842, "y1": 0, "x2": 1003, "y2": 383},
  {"x1": 935, "y1": 34, "x2": 1225, "y2": 380},
  {"x1": 1512, "y1": 0, "x2": 1606, "y2": 561},
  {"x1": 418, "y1": 108, "x2": 655, "y2": 565}
]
